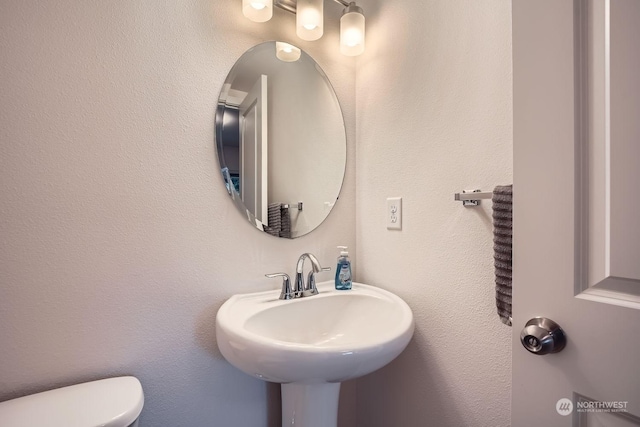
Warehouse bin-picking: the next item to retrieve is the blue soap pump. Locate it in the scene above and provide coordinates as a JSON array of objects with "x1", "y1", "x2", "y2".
[{"x1": 335, "y1": 246, "x2": 352, "y2": 290}]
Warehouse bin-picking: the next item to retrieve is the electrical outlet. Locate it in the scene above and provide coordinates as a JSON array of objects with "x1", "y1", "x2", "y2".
[{"x1": 386, "y1": 197, "x2": 402, "y2": 230}]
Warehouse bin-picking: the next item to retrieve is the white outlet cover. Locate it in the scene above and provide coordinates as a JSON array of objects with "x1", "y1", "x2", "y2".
[{"x1": 387, "y1": 197, "x2": 402, "y2": 230}]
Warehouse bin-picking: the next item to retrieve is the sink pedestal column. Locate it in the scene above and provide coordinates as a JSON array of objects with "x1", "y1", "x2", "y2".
[{"x1": 281, "y1": 382, "x2": 340, "y2": 427}]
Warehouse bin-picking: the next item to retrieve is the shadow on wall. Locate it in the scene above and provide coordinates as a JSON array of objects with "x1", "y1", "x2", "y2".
[
  {"x1": 194, "y1": 301, "x2": 226, "y2": 360},
  {"x1": 471, "y1": 204, "x2": 494, "y2": 233},
  {"x1": 194, "y1": 301, "x2": 282, "y2": 426},
  {"x1": 357, "y1": 330, "x2": 469, "y2": 427}
]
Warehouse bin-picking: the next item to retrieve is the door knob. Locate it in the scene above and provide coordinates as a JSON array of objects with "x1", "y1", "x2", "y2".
[{"x1": 520, "y1": 317, "x2": 566, "y2": 355}]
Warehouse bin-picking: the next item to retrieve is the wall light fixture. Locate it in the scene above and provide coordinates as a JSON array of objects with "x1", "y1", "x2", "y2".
[
  {"x1": 243, "y1": 0, "x2": 273, "y2": 23},
  {"x1": 242, "y1": 0, "x2": 366, "y2": 56},
  {"x1": 340, "y1": 2, "x2": 365, "y2": 56},
  {"x1": 296, "y1": 0, "x2": 324, "y2": 41}
]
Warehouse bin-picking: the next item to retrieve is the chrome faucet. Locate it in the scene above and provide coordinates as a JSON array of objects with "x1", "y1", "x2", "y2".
[
  {"x1": 295, "y1": 253, "x2": 323, "y2": 297},
  {"x1": 265, "y1": 253, "x2": 330, "y2": 300}
]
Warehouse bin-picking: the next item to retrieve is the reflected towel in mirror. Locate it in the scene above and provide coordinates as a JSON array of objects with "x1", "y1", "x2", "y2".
[
  {"x1": 264, "y1": 203, "x2": 292, "y2": 238},
  {"x1": 279, "y1": 204, "x2": 291, "y2": 239},
  {"x1": 264, "y1": 203, "x2": 282, "y2": 237}
]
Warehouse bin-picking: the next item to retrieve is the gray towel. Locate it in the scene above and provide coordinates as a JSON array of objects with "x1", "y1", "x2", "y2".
[
  {"x1": 264, "y1": 203, "x2": 282, "y2": 237},
  {"x1": 279, "y1": 204, "x2": 292, "y2": 239},
  {"x1": 493, "y1": 185, "x2": 513, "y2": 326}
]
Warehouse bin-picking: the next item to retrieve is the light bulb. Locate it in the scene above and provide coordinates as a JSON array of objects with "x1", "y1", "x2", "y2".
[
  {"x1": 243, "y1": 0, "x2": 272, "y2": 23},
  {"x1": 340, "y1": 3, "x2": 365, "y2": 56},
  {"x1": 296, "y1": 0, "x2": 323, "y2": 41}
]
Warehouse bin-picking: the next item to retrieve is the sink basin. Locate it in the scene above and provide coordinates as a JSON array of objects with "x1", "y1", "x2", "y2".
[
  {"x1": 216, "y1": 281, "x2": 414, "y2": 427},
  {"x1": 216, "y1": 281, "x2": 414, "y2": 383}
]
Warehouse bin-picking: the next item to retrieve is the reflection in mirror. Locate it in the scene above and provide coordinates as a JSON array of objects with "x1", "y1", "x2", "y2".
[{"x1": 215, "y1": 42, "x2": 346, "y2": 238}]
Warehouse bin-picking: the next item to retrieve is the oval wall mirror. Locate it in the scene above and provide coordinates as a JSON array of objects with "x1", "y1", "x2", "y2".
[{"x1": 215, "y1": 41, "x2": 346, "y2": 238}]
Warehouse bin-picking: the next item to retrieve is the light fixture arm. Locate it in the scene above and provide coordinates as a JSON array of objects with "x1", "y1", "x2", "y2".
[
  {"x1": 274, "y1": 1, "x2": 296, "y2": 14},
  {"x1": 342, "y1": 2, "x2": 363, "y2": 15},
  {"x1": 273, "y1": 0, "x2": 351, "y2": 15},
  {"x1": 332, "y1": 0, "x2": 350, "y2": 7}
]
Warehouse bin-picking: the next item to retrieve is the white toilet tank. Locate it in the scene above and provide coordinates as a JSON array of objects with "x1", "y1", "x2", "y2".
[{"x1": 0, "y1": 376, "x2": 144, "y2": 427}]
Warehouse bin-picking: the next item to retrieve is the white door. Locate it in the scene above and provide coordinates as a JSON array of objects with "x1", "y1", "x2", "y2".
[
  {"x1": 239, "y1": 74, "x2": 268, "y2": 223},
  {"x1": 513, "y1": 0, "x2": 640, "y2": 425}
]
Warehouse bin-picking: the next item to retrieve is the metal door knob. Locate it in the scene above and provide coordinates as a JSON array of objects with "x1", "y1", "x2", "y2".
[{"x1": 520, "y1": 317, "x2": 566, "y2": 355}]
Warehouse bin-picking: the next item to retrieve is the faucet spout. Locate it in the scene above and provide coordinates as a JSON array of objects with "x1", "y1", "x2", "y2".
[
  {"x1": 294, "y1": 253, "x2": 323, "y2": 297},
  {"x1": 296, "y1": 253, "x2": 322, "y2": 274}
]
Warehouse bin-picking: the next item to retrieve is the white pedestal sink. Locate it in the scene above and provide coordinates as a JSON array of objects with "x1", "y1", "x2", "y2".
[{"x1": 216, "y1": 281, "x2": 414, "y2": 427}]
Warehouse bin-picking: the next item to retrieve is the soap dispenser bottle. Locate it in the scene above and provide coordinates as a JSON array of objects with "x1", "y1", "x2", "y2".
[{"x1": 335, "y1": 246, "x2": 352, "y2": 290}]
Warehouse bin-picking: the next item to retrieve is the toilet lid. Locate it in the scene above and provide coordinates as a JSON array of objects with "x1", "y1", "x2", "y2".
[{"x1": 0, "y1": 376, "x2": 144, "y2": 427}]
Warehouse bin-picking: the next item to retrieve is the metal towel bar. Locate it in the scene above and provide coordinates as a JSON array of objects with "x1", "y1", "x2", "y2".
[
  {"x1": 454, "y1": 190, "x2": 493, "y2": 206},
  {"x1": 282, "y1": 202, "x2": 304, "y2": 211}
]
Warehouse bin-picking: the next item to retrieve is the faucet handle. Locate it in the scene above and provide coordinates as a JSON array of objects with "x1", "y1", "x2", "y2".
[
  {"x1": 303, "y1": 267, "x2": 331, "y2": 297},
  {"x1": 265, "y1": 273, "x2": 294, "y2": 300}
]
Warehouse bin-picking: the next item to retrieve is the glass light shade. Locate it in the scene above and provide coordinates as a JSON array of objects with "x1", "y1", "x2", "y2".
[
  {"x1": 275, "y1": 42, "x2": 302, "y2": 62},
  {"x1": 340, "y1": 4, "x2": 365, "y2": 56},
  {"x1": 243, "y1": 0, "x2": 273, "y2": 23},
  {"x1": 296, "y1": 0, "x2": 323, "y2": 41}
]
